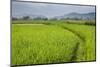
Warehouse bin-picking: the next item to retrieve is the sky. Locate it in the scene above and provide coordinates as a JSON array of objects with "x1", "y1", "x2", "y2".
[{"x1": 12, "y1": 1, "x2": 95, "y2": 18}]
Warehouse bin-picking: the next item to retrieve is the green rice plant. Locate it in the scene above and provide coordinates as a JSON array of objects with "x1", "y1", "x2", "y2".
[
  {"x1": 12, "y1": 20, "x2": 96, "y2": 66},
  {"x1": 12, "y1": 24, "x2": 81, "y2": 66},
  {"x1": 60, "y1": 23, "x2": 96, "y2": 61}
]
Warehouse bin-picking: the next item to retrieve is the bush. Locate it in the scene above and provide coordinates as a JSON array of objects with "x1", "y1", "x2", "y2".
[{"x1": 85, "y1": 21, "x2": 96, "y2": 26}]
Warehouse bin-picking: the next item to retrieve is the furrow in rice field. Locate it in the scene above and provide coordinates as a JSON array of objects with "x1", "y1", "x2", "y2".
[
  {"x1": 59, "y1": 25, "x2": 85, "y2": 62},
  {"x1": 59, "y1": 23, "x2": 95, "y2": 61}
]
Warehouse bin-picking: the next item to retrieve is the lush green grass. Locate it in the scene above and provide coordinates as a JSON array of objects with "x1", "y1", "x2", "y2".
[
  {"x1": 59, "y1": 23, "x2": 96, "y2": 61},
  {"x1": 12, "y1": 24, "x2": 81, "y2": 65},
  {"x1": 12, "y1": 20, "x2": 96, "y2": 66}
]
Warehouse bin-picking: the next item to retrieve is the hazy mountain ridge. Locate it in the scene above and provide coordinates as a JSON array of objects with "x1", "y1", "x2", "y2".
[
  {"x1": 55, "y1": 12, "x2": 96, "y2": 20},
  {"x1": 12, "y1": 12, "x2": 95, "y2": 20}
]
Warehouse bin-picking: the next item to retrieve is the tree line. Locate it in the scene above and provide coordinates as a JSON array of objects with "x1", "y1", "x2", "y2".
[{"x1": 12, "y1": 16, "x2": 90, "y2": 21}]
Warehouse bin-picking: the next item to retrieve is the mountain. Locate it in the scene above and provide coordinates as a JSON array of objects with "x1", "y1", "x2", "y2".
[
  {"x1": 12, "y1": 12, "x2": 96, "y2": 20},
  {"x1": 54, "y1": 12, "x2": 96, "y2": 20}
]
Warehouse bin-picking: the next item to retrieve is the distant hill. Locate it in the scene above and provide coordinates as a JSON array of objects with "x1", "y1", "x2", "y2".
[
  {"x1": 12, "y1": 12, "x2": 96, "y2": 20},
  {"x1": 54, "y1": 12, "x2": 96, "y2": 20}
]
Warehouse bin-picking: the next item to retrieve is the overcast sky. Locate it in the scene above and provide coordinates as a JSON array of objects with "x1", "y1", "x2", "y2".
[{"x1": 12, "y1": 1, "x2": 95, "y2": 18}]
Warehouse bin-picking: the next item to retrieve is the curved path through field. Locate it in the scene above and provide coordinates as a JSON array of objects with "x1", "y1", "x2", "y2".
[{"x1": 60, "y1": 25, "x2": 85, "y2": 61}]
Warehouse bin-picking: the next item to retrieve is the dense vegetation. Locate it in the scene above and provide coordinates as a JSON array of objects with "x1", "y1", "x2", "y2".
[
  {"x1": 12, "y1": 20, "x2": 96, "y2": 66},
  {"x1": 12, "y1": 20, "x2": 96, "y2": 25}
]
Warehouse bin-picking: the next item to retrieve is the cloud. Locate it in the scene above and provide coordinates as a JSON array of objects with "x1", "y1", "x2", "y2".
[{"x1": 12, "y1": 1, "x2": 95, "y2": 18}]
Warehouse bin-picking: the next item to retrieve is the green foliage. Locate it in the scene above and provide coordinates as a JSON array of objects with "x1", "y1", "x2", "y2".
[
  {"x1": 12, "y1": 20, "x2": 96, "y2": 66},
  {"x1": 60, "y1": 23, "x2": 96, "y2": 61},
  {"x1": 22, "y1": 16, "x2": 30, "y2": 20},
  {"x1": 12, "y1": 20, "x2": 96, "y2": 26},
  {"x1": 84, "y1": 20, "x2": 96, "y2": 26}
]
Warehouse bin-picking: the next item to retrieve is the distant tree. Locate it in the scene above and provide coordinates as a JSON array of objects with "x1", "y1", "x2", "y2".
[
  {"x1": 60, "y1": 17, "x2": 81, "y2": 20},
  {"x1": 66, "y1": 17, "x2": 70, "y2": 20},
  {"x1": 50, "y1": 18, "x2": 58, "y2": 20},
  {"x1": 33, "y1": 17, "x2": 48, "y2": 20},
  {"x1": 22, "y1": 16, "x2": 30, "y2": 20},
  {"x1": 33, "y1": 17, "x2": 42, "y2": 20},
  {"x1": 84, "y1": 21, "x2": 95, "y2": 26},
  {"x1": 60, "y1": 17, "x2": 70, "y2": 20},
  {"x1": 42, "y1": 17, "x2": 48, "y2": 20},
  {"x1": 12, "y1": 17, "x2": 18, "y2": 20}
]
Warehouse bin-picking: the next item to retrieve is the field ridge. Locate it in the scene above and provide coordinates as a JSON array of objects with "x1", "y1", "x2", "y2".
[{"x1": 59, "y1": 25, "x2": 85, "y2": 61}]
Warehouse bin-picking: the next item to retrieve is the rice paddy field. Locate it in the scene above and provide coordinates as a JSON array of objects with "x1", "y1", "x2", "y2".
[{"x1": 12, "y1": 20, "x2": 96, "y2": 66}]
